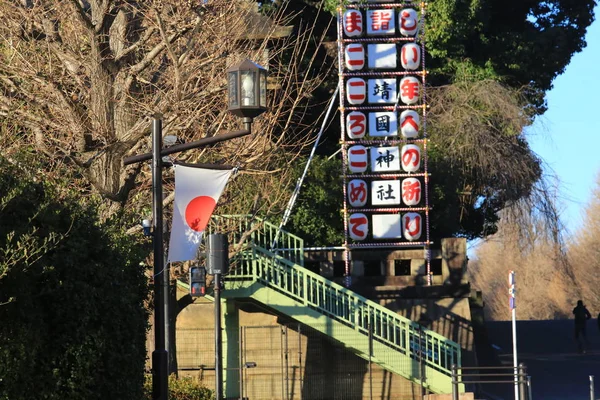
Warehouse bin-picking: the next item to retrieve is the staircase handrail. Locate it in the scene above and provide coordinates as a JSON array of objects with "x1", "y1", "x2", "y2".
[
  {"x1": 226, "y1": 244, "x2": 462, "y2": 375},
  {"x1": 209, "y1": 214, "x2": 304, "y2": 266}
]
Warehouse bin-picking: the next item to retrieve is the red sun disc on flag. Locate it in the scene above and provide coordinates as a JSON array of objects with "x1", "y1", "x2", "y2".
[{"x1": 185, "y1": 196, "x2": 216, "y2": 232}]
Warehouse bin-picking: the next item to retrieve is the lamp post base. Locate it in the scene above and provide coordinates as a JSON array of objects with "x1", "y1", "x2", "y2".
[{"x1": 152, "y1": 350, "x2": 169, "y2": 400}]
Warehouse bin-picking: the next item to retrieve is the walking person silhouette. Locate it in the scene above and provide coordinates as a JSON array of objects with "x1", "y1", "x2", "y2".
[{"x1": 573, "y1": 300, "x2": 592, "y2": 353}]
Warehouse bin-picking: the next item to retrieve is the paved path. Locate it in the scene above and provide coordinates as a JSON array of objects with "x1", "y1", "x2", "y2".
[{"x1": 482, "y1": 320, "x2": 600, "y2": 400}]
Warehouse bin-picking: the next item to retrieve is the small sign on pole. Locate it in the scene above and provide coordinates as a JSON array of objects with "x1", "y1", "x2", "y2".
[
  {"x1": 509, "y1": 270, "x2": 519, "y2": 400},
  {"x1": 509, "y1": 270, "x2": 516, "y2": 310}
]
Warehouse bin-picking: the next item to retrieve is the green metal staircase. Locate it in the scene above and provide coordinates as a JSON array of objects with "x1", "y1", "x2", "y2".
[{"x1": 206, "y1": 215, "x2": 462, "y2": 394}]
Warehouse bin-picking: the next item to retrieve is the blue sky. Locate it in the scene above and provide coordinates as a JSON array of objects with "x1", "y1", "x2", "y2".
[
  {"x1": 528, "y1": 5, "x2": 600, "y2": 236},
  {"x1": 468, "y1": 6, "x2": 599, "y2": 254}
]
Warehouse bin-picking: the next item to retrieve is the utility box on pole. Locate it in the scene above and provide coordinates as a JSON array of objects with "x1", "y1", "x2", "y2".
[{"x1": 207, "y1": 233, "x2": 229, "y2": 275}]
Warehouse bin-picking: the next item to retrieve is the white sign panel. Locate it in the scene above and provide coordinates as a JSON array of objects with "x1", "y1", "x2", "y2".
[
  {"x1": 372, "y1": 214, "x2": 402, "y2": 239},
  {"x1": 371, "y1": 180, "x2": 401, "y2": 206},
  {"x1": 371, "y1": 146, "x2": 400, "y2": 172},
  {"x1": 368, "y1": 78, "x2": 397, "y2": 104},
  {"x1": 368, "y1": 112, "x2": 397, "y2": 137},
  {"x1": 367, "y1": 44, "x2": 397, "y2": 69}
]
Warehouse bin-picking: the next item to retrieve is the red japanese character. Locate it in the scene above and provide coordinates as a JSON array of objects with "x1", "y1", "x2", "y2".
[
  {"x1": 371, "y1": 10, "x2": 392, "y2": 31},
  {"x1": 349, "y1": 180, "x2": 367, "y2": 205},
  {"x1": 404, "y1": 214, "x2": 421, "y2": 237},
  {"x1": 345, "y1": 11, "x2": 362, "y2": 34},
  {"x1": 402, "y1": 179, "x2": 421, "y2": 204},
  {"x1": 402, "y1": 148, "x2": 420, "y2": 167},
  {"x1": 350, "y1": 215, "x2": 368, "y2": 240},
  {"x1": 402, "y1": 45, "x2": 418, "y2": 66},
  {"x1": 401, "y1": 78, "x2": 420, "y2": 102},
  {"x1": 401, "y1": 115, "x2": 419, "y2": 131}
]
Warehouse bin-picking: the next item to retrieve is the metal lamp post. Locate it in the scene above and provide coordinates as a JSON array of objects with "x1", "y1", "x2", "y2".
[{"x1": 123, "y1": 58, "x2": 267, "y2": 400}]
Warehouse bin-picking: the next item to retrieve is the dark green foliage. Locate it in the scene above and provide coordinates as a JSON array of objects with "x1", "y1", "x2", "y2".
[
  {"x1": 426, "y1": 0, "x2": 597, "y2": 114},
  {"x1": 288, "y1": 156, "x2": 344, "y2": 247},
  {"x1": 0, "y1": 156, "x2": 149, "y2": 400},
  {"x1": 143, "y1": 375, "x2": 213, "y2": 400}
]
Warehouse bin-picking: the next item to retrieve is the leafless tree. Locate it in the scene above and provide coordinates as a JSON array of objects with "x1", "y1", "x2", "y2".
[
  {"x1": 568, "y1": 172, "x2": 600, "y2": 315},
  {"x1": 0, "y1": 0, "x2": 334, "y2": 220},
  {"x1": 428, "y1": 79, "x2": 543, "y2": 228},
  {"x1": 470, "y1": 178, "x2": 576, "y2": 320}
]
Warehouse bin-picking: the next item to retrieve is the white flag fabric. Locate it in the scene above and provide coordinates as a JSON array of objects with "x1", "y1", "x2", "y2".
[{"x1": 167, "y1": 166, "x2": 233, "y2": 263}]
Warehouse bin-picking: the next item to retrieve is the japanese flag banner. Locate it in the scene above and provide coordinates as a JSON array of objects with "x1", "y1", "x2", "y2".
[{"x1": 167, "y1": 166, "x2": 233, "y2": 263}]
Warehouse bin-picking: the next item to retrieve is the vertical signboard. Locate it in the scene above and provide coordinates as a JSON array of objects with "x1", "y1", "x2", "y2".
[{"x1": 338, "y1": 1, "x2": 431, "y2": 284}]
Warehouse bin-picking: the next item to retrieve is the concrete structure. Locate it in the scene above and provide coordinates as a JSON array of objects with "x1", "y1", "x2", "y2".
[
  {"x1": 175, "y1": 296, "x2": 428, "y2": 400},
  {"x1": 160, "y1": 237, "x2": 477, "y2": 399}
]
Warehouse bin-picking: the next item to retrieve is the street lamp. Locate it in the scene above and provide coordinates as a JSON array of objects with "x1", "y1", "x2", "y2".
[
  {"x1": 227, "y1": 59, "x2": 268, "y2": 130},
  {"x1": 123, "y1": 58, "x2": 268, "y2": 400}
]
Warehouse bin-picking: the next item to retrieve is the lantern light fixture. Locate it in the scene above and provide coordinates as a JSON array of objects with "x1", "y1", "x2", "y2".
[{"x1": 227, "y1": 59, "x2": 268, "y2": 129}]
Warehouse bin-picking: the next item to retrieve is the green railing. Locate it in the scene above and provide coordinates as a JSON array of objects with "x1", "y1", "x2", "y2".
[
  {"x1": 204, "y1": 215, "x2": 461, "y2": 391},
  {"x1": 208, "y1": 215, "x2": 304, "y2": 266},
  {"x1": 225, "y1": 244, "x2": 461, "y2": 378}
]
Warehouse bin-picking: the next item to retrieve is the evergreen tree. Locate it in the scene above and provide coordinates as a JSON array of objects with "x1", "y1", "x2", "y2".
[{"x1": 0, "y1": 155, "x2": 149, "y2": 400}]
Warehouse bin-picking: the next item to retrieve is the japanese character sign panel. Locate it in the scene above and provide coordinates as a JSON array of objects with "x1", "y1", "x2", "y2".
[
  {"x1": 401, "y1": 144, "x2": 421, "y2": 172},
  {"x1": 399, "y1": 76, "x2": 421, "y2": 105},
  {"x1": 368, "y1": 79, "x2": 397, "y2": 104},
  {"x1": 399, "y1": 8, "x2": 419, "y2": 37},
  {"x1": 402, "y1": 212, "x2": 422, "y2": 241},
  {"x1": 349, "y1": 213, "x2": 369, "y2": 241},
  {"x1": 371, "y1": 180, "x2": 401, "y2": 206},
  {"x1": 400, "y1": 110, "x2": 420, "y2": 138},
  {"x1": 343, "y1": 10, "x2": 363, "y2": 37},
  {"x1": 401, "y1": 178, "x2": 421, "y2": 206},
  {"x1": 401, "y1": 43, "x2": 421, "y2": 70},
  {"x1": 348, "y1": 179, "x2": 368, "y2": 208},
  {"x1": 367, "y1": 9, "x2": 395, "y2": 36},
  {"x1": 368, "y1": 112, "x2": 397, "y2": 137},
  {"x1": 345, "y1": 43, "x2": 365, "y2": 71},
  {"x1": 348, "y1": 145, "x2": 368, "y2": 173},
  {"x1": 346, "y1": 78, "x2": 366, "y2": 105},
  {"x1": 372, "y1": 214, "x2": 402, "y2": 239},
  {"x1": 346, "y1": 111, "x2": 367, "y2": 139},
  {"x1": 371, "y1": 146, "x2": 401, "y2": 172}
]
